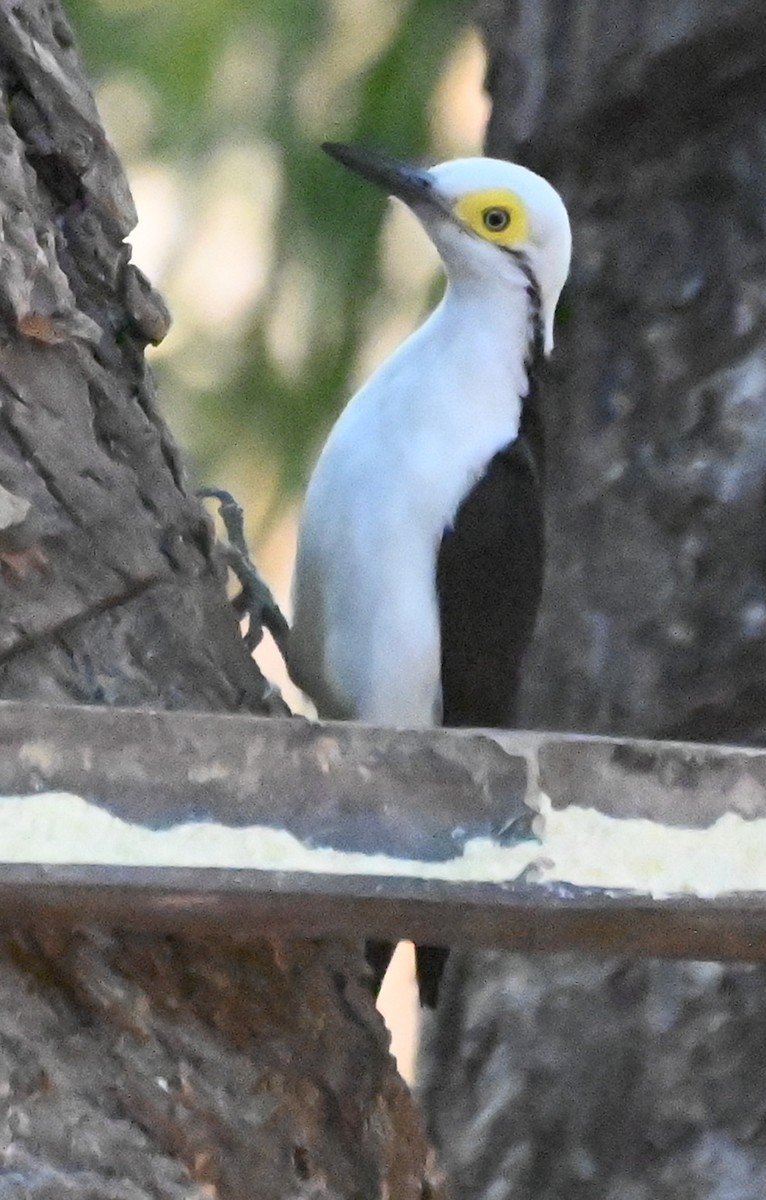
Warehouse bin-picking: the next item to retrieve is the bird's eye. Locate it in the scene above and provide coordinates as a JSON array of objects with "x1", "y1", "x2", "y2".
[{"x1": 482, "y1": 207, "x2": 511, "y2": 232}]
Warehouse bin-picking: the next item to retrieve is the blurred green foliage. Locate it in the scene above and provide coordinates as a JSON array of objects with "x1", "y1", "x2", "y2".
[{"x1": 67, "y1": 0, "x2": 471, "y2": 503}]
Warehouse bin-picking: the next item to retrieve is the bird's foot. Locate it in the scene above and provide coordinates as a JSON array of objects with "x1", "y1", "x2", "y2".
[{"x1": 198, "y1": 487, "x2": 290, "y2": 656}]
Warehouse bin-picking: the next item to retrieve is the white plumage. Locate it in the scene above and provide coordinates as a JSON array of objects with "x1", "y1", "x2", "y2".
[{"x1": 288, "y1": 151, "x2": 571, "y2": 730}]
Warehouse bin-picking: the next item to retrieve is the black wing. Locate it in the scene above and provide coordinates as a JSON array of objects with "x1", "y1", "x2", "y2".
[
  {"x1": 408, "y1": 424, "x2": 543, "y2": 1006},
  {"x1": 436, "y1": 418, "x2": 544, "y2": 730},
  {"x1": 372, "y1": 406, "x2": 545, "y2": 1009}
]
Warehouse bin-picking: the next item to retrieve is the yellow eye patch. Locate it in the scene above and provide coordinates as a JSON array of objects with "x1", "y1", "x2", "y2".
[{"x1": 453, "y1": 188, "x2": 529, "y2": 247}]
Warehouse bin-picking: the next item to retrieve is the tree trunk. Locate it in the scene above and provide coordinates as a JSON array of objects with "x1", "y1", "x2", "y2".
[
  {"x1": 421, "y1": 3, "x2": 766, "y2": 1196},
  {"x1": 0, "y1": 4, "x2": 437, "y2": 1196}
]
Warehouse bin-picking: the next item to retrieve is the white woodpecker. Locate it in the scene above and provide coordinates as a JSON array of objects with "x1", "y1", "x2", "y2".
[{"x1": 288, "y1": 143, "x2": 572, "y2": 1006}]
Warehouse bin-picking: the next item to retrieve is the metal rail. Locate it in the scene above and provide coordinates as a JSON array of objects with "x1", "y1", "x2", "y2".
[{"x1": 0, "y1": 700, "x2": 764, "y2": 958}]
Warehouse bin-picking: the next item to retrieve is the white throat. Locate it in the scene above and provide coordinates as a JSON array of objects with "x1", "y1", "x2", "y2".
[{"x1": 432, "y1": 253, "x2": 540, "y2": 401}]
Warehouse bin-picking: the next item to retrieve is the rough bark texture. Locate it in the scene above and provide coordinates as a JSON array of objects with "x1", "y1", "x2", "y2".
[
  {"x1": 0, "y1": 4, "x2": 438, "y2": 1197},
  {"x1": 421, "y1": 3, "x2": 766, "y2": 1197}
]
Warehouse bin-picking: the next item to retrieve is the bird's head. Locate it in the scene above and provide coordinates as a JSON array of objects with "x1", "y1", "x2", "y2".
[{"x1": 323, "y1": 142, "x2": 571, "y2": 355}]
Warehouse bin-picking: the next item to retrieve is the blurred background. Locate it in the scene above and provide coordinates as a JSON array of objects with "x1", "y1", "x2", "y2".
[{"x1": 67, "y1": 0, "x2": 485, "y2": 718}]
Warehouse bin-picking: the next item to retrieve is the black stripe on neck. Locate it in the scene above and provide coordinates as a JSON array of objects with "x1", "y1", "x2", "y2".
[
  {"x1": 502, "y1": 247, "x2": 545, "y2": 476},
  {"x1": 503, "y1": 246, "x2": 545, "y2": 371}
]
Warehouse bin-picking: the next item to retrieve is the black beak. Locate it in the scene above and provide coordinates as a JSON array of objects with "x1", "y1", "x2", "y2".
[{"x1": 322, "y1": 142, "x2": 437, "y2": 208}]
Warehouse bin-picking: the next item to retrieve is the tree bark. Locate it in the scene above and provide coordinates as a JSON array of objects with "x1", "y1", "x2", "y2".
[
  {"x1": 0, "y1": 4, "x2": 437, "y2": 1197},
  {"x1": 421, "y1": 3, "x2": 766, "y2": 1197}
]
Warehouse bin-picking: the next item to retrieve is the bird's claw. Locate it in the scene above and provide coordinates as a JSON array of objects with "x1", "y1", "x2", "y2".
[{"x1": 198, "y1": 487, "x2": 290, "y2": 656}]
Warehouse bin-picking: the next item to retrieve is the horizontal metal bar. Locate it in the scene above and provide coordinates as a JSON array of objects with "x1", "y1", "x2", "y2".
[
  {"x1": 0, "y1": 700, "x2": 763, "y2": 958},
  {"x1": 0, "y1": 866, "x2": 765, "y2": 962}
]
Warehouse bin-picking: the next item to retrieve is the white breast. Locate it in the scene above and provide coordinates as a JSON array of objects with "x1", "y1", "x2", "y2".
[{"x1": 289, "y1": 279, "x2": 531, "y2": 726}]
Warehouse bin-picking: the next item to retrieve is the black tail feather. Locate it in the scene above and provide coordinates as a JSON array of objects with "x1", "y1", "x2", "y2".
[
  {"x1": 415, "y1": 945, "x2": 449, "y2": 1009},
  {"x1": 365, "y1": 939, "x2": 396, "y2": 995}
]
